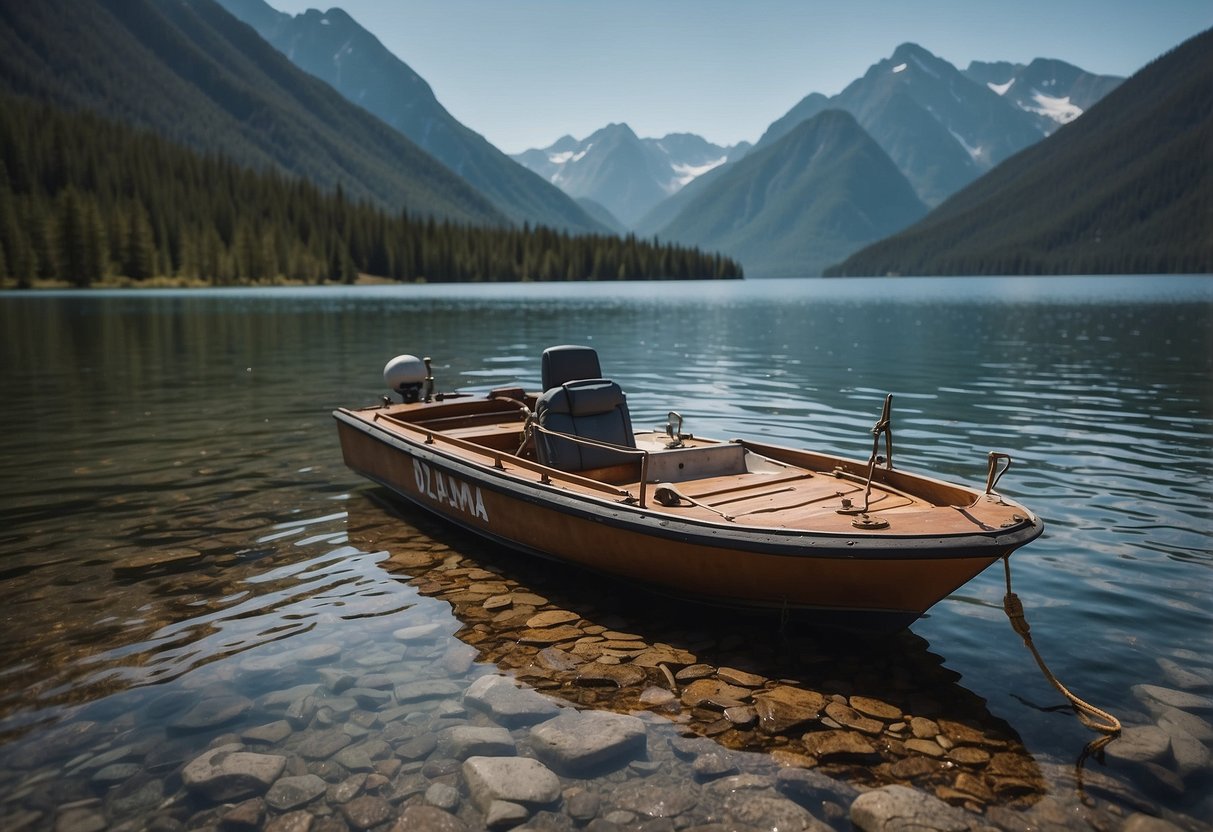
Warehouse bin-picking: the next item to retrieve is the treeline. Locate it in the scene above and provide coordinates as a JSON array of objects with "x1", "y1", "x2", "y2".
[{"x1": 0, "y1": 95, "x2": 742, "y2": 286}]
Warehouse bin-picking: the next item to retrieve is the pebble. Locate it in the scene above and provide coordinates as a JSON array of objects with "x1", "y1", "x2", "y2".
[
  {"x1": 266, "y1": 774, "x2": 327, "y2": 811},
  {"x1": 801, "y1": 729, "x2": 878, "y2": 761},
  {"x1": 752, "y1": 686, "x2": 825, "y2": 734},
  {"x1": 340, "y1": 795, "x2": 394, "y2": 830},
  {"x1": 1104, "y1": 725, "x2": 1172, "y2": 764},
  {"x1": 485, "y1": 800, "x2": 530, "y2": 828},
  {"x1": 439, "y1": 724, "x2": 517, "y2": 759},
  {"x1": 393, "y1": 805, "x2": 471, "y2": 832},
  {"x1": 1132, "y1": 684, "x2": 1213, "y2": 714},
  {"x1": 425, "y1": 782, "x2": 462, "y2": 812}
]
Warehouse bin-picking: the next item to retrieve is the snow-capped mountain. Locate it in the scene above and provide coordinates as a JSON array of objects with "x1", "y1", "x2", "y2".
[
  {"x1": 755, "y1": 44, "x2": 1121, "y2": 207},
  {"x1": 964, "y1": 58, "x2": 1122, "y2": 131},
  {"x1": 512, "y1": 125, "x2": 749, "y2": 227}
]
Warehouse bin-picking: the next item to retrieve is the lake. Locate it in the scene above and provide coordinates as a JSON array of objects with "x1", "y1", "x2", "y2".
[{"x1": 0, "y1": 276, "x2": 1210, "y2": 831}]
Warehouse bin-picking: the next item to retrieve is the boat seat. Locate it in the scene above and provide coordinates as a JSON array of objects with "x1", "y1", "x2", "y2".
[
  {"x1": 542, "y1": 345, "x2": 603, "y2": 389},
  {"x1": 535, "y1": 378, "x2": 637, "y2": 472}
]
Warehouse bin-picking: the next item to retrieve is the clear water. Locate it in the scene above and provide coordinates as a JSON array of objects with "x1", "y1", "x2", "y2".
[{"x1": 0, "y1": 276, "x2": 1210, "y2": 829}]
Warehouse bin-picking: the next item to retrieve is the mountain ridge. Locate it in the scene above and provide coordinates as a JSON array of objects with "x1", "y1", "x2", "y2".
[
  {"x1": 215, "y1": 0, "x2": 606, "y2": 234},
  {"x1": 826, "y1": 28, "x2": 1212, "y2": 276}
]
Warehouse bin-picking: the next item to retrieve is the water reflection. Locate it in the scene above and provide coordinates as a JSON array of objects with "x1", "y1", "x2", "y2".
[{"x1": 0, "y1": 279, "x2": 1210, "y2": 829}]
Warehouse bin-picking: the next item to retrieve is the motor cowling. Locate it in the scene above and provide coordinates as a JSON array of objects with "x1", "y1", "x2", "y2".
[{"x1": 384, "y1": 354, "x2": 427, "y2": 403}]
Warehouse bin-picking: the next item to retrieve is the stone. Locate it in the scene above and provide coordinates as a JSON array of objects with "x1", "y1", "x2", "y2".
[
  {"x1": 341, "y1": 795, "x2": 394, "y2": 830},
  {"x1": 534, "y1": 647, "x2": 581, "y2": 672},
  {"x1": 889, "y1": 756, "x2": 939, "y2": 780},
  {"x1": 397, "y1": 733, "x2": 439, "y2": 761},
  {"x1": 824, "y1": 702, "x2": 883, "y2": 735},
  {"x1": 462, "y1": 756, "x2": 560, "y2": 811},
  {"x1": 575, "y1": 662, "x2": 646, "y2": 688},
  {"x1": 1121, "y1": 813, "x2": 1187, "y2": 832},
  {"x1": 221, "y1": 797, "x2": 266, "y2": 830},
  {"x1": 390, "y1": 805, "x2": 471, "y2": 832},
  {"x1": 1132, "y1": 684, "x2": 1213, "y2": 714},
  {"x1": 716, "y1": 667, "x2": 766, "y2": 687},
  {"x1": 53, "y1": 807, "x2": 106, "y2": 832},
  {"x1": 692, "y1": 751, "x2": 738, "y2": 780},
  {"x1": 753, "y1": 686, "x2": 825, "y2": 734},
  {"x1": 394, "y1": 679, "x2": 463, "y2": 703},
  {"x1": 849, "y1": 696, "x2": 901, "y2": 721},
  {"x1": 439, "y1": 725, "x2": 517, "y2": 759},
  {"x1": 1105, "y1": 725, "x2": 1171, "y2": 764},
  {"x1": 297, "y1": 730, "x2": 352, "y2": 760},
  {"x1": 1156, "y1": 657, "x2": 1213, "y2": 691},
  {"x1": 674, "y1": 664, "x2": 715, "y2": 682},
  {"x1": 518, "y1": 625, "x2": 583, "y2": 645},
  {"x1": 266, "y1": 774, "x2": 327, "y2": 811},
  {"x1": 680, "y1": 679, "x2": 750, "y2": 709},
  {"x1": 392, "y1": 622, "x2": 446, "y2": 641},
  {"x1": 639, "y1": 686, "x2": 677, "y2": 708},
  {"x1": 801, "y1": 730, "x2": 878, "y2": 761},
  {"x1": 724, "y1": 705, "x2": 757, "y2": 729},
  {"x1": 947, "y1": 747, "x2": 991, "y2": 766},
  {"x1": 182, "y1": 743, "x2": 286, "y2": 802},
  {"x1": 264, "y1": 810, "x2": 313, "y2": 832},
  {"x1": 169, "y1": 695, "x2": 252, "y2": 733},
  {"x1": 725, "y1": 794, "x2": 829, "y2": 832},
  {"x1": 566, "y1": 790, "x2": 601, "y2": 822},
  {"x1": 909, "y1": 717, "x2": 940, "y2": 739},
  {"x1": 334, "y1": 746, "x2": 376, "y2": 772},
  {"x1": 244, "y1": 720, "x2": 294, "y2": 744},
  {"x1": 850, "y1": 784, "x2": 971, "y2": 832},
  {"x1": 425, "y1": 782, "x2": 461, "y2": 812},
  {"x1": 1157, "y1": 705, "x2": 1213, "y2": 743},
  {"x1": 91, "y1": 762, "x2": 141, "y2": 785},
  {"x1": 610, "y1": 780, "x2": 698, "y2": 818},
  {"x1": 526, "y1": 610, "x2": 581, "y2": 628},
  {"x1": 904, "y1": 739, "x2": 946, "y2": 758},
  {"x1": 485, "y1": 800, "x2": 530, "y2": 828},
  {"x1": 1165, "y1": 721, "x2": 1213, "y2": 778},
  {"x1": 530, "y1": 710, "x2": 647, "y2": 773},
  {"x1": 464, "y1": 674, "x2": 560, "y2": 726}
]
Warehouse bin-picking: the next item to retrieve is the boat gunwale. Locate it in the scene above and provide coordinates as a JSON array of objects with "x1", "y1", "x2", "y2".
[{"x1": 334, "y1": 407, "x2": 1044, "y2": 560}]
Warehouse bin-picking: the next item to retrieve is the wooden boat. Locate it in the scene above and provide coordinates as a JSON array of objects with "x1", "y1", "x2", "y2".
[{"x1": 334, "y1": 346, "x2": 1043, "y2": 630}]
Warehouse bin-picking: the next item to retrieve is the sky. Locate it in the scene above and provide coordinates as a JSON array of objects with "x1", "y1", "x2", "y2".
[{"x1": 267, "y1": 0, "x2": 1212, "y2": 154}]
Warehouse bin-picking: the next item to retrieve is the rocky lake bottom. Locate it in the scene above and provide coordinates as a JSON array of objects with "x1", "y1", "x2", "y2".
[{"x1": 1, "y1": 497, "x2": 1209, "y2": 832}]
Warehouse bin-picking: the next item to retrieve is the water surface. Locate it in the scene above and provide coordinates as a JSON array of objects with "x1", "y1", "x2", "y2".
[{"x1": 0, "y1": 276, "x2": 1210, "y2": 829}]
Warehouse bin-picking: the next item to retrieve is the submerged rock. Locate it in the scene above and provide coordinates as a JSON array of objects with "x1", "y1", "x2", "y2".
[
  {"x1": 463, "y1": 674, "x2": 560, "y2": 726},
  {"x1": 181, "y1": 743, "x2": 286, "y2": 802},
  {"x1": 462, "y1": 756, "x2": 561, "y2": 811},
  {"x1": 530, "y1": 710, "x2": 647, "y2": 773},
  {"x1": 850, "y1": 784, "x2": 971, "y2": 832}
]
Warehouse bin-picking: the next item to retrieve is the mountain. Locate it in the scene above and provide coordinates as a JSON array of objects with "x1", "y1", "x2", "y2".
[
  {"x1": 512, "y1": 125, "x2": 748, "y2": 227},
  {"x1": 0, "y1": 0, "x2": 503, "y2": 226},
  {"x1": 658, "y1": 110, "x2": 927, "y2": 277},
  {"x1": 755, "y1": 44, "x2": 1120, "y2": 207},
  {"x1": 964, "y1": 58, "x2": 1122, "y2": 129},
  {"x1": 215, "y1": 0, "x2": 605, "y2": 234},
  {"x1": 825, "y1": 29, "x2": 1213, "y2": 276}
]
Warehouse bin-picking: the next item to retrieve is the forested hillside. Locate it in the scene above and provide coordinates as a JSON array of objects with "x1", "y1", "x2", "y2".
[
  {"x1": 0, "y1": 97, "x2": 742, "y2": 286},
  {"x1": 826, "y1": 29, "x2": 1213, "y2": 276},
  {"x1": 0, "y1": 0, "x2": 502, "y2": 226}
]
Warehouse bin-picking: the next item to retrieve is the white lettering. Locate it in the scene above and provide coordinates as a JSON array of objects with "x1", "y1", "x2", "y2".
[{"x1": 411, "y1": 460, "x2": 490, "y2": 524}]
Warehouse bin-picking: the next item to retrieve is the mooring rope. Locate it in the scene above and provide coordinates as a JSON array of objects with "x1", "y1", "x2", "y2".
[{"x1": 1001, "y1": 556, "x2": 1122, "y2": 736}]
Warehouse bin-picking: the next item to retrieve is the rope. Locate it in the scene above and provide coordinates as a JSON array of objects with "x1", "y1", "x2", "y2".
[{"x1": 1001, "y1": 556, "x2": 1122, "y2": 736}]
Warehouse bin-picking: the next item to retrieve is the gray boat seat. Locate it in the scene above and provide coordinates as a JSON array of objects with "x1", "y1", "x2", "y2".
[
  {"x1": 535, "y1": 378, "x2": 637, "y2": 472},
  {"x1": 541, "y1": 345, "x2": 602, "y2": 389}
]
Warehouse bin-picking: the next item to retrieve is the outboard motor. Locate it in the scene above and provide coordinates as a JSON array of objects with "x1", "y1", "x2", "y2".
[{"x1": 384, "y1": 354, "x2": 431, "y2": 403}]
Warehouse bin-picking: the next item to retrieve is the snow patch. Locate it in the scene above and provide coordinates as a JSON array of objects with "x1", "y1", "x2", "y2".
[
  {"x1": 669, "y1": 157, "x2": 726, "y2": 189},
  {"x1": 947, "y1": 128, "x2": 986, "y2": 165},
  {"x1": 548, "y1": 146, "x2": 591, "y2": 165},
  {"x1": 1025, "y1": 91, "x2": 1082, "y2": 124},
  {"x1": 892, "y1": 62, "x2": 907, "y2": 73},
  {"x1": 987, "y1": 79, "x2": 1014, "y2": 96},
  {"x1": 320, "y1": 17, "x2": 330, "y2": 25}
]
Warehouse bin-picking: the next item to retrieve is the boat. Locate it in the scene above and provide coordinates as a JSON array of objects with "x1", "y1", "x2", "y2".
[{"x1": 334, "y1": 345, "x2": 1043, "y2": 630}]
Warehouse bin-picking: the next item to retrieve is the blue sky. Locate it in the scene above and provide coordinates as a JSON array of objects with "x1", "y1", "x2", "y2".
[{"x1": 268, "y1": 1, "x2": 1212, "y2": 153}]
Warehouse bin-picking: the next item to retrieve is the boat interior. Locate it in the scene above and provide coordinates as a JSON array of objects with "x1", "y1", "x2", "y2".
[{"x1": 368, "y1": 346, "x2": 1015, "y2": 533}]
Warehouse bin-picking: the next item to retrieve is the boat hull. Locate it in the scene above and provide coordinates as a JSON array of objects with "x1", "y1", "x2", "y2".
[{"x1": 335, "y1": 411, "x2": 1040, "y2": 629}]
